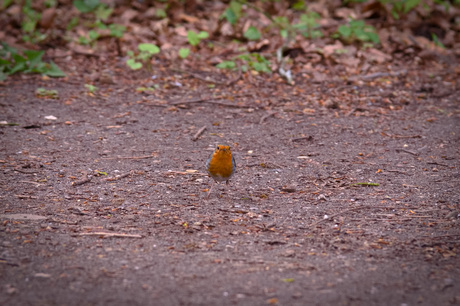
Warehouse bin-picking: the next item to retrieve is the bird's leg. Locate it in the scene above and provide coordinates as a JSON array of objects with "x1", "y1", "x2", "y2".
[{"x1": 206, "y1": 179, "x2": 215, "y2": 199}]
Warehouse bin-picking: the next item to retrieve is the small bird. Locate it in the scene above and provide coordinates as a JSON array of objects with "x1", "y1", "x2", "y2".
[{"x1": 206, "y1": 145, "x2": 236, "y2": 198}]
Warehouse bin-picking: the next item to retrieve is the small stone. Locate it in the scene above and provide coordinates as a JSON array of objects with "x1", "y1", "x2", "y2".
[
  {"x1": 317, "y1": 194, "x2": 327, "y2": 201},
  {"x1": 446, "y1": 211, "x2": 459, "y2": 220},
  {"x1": 281, "y1": 185, "x2": 296, "y2": 193}
]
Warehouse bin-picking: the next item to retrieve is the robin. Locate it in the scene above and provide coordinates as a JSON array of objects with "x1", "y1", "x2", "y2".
[{"x1": 206, "y1": 145, "x2": 236, "y2": 198}]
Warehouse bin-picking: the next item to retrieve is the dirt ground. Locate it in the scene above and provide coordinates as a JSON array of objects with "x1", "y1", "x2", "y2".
[{"x1": 0, "y1": 64, "x2": 459, "y2": 305}]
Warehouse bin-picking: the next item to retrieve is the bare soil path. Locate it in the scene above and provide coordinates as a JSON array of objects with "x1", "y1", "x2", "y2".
[{"x1": 1, "y1": 68, "x2": 459, "y2": 305}]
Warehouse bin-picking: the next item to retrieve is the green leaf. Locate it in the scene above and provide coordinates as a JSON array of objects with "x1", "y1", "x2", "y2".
[
  {"x1": 138, "y1": 43, "x2": 160, "y2": 55},
  {"x1": 280, "y1": 29, "x2": 288, "y2": 39},
  {"x1": 244, "y1": 26, "x2": 261, "y2": 41},
  {"x1": 0, "y1": 71, "x2": 8, "y2": 81},
  {"x1": 274, "y1": 16, "x2": 289, "y2": 28},
  {"x1": 252, "y1": 62, "x2": 270, "y2": 73},
  {"x1": 35, "y1": 87, "x2": 58, "y2": 98},
  {"x1": 126, "y1": 59, "x2": 142, "y2": 70},
  {"x1": 67, "y1": 16, "x2": 79, "y2": 31},
  {"x1": 403, "y1": 0, "x2": 420, "y2": 13},
  {"x1": 45, "y1": 61, "x2": 66, "y2": 77},
  {"x1": 109, "y1": 24, "x2": 126, "y2": 38},
  {"x1": 367, "y1": 32, "x2": 380, "y2": 44},
  {"x1": 24, "y1": 50, "x2": 44, "y2": 68},
  {"x1": 229, "y1": 0, "x2": 242, "y2": 18},
  {"x1": 95, "y1": 4, "x2": 112, "y2": 20},
  {"x1": 155, "y1": 8, "x2": 167, "y2": 18},
  {"x1": 292, "y1": 1, "x2": 306, "y2": 10},
  {"x1": 349, "y1": 20, "x2": 365, "y2": 29},
  {"x1": 338, "y1": 25, "x2": 352, "y2": 38},
  {"x1": 282, "y1": 278, "x2": 295, "y2": 283},
  {"x1": 179, "y1": 48, "x2": 190, "y2": 59},
  {"x1": 95, "y1": 20, "x2": 107, "y2": 29},
  {"x1": 0, "y1": 58, "x2": 10, "y2": 68},
  {"x1": 73, "y1": 0, "x2": 100, "y2": 13},
  {"x1": 216, "y1": 60, "x2": 236, "y2": 69},
  {"x1": 197, "y1": 31, "x2": 209, "y2": 40},
  {"x1": 223, "y1": 7, "x2": 237, "y2": 25},
  {"x1": 187, "y1": 30, "x2": 200, "y2": 46},
  {"x1": 2, "y1": 0, "x2": 14, "y2": 9},
  {"x1": 1, "y1": 42, "x2": 17, "y2": 54},
  {"x1": 432, "y1": 33, "x2": 445, "y2": 48},
  {"x1": 78, "y1": 36, "x2": 90, "y2": 45},
  {"x1": 136, "y1": 87, "x2": 155, "y2": 93},
  {"x1": 88, "y1": 30, "x2": 100, "y2": 41},
  {"x1": 85, "y1": 84, "x2": 98, "y2": 93},
  {"x1": 350, "y1": 182, "x2": 379, "y2": 186}
]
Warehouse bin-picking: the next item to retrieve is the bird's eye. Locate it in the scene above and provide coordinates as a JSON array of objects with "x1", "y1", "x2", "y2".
[{"x1": 216, "y1": 145, "x2": 220, "y2": 150}]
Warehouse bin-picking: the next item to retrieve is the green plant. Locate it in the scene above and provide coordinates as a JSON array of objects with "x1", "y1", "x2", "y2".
[
  {"x1": 73, "y1": 0, "x2": 100, "y2": 13},
  {"x1": 187, "y1": 30, "x2": 209, "y2": 47},
  {"x1": 216, "y1": 60, "x2": 237, "y2": 69},
  {"x1": 35, "y1": 88, "x2": 59, "y2": 99},
  {"x1": 243, "y1": 26, "x2": 261, "y2": 40},
  {"x1": 78, "y1": 30, "x2": 100, "y2": 45},
  {"x1": 294, "y1": 12, "x2": 323, "y2": 39},
  {"x1": 179, "y1": 48, "x2": 190, "y2": 59},
  {"x1": 345, "y1": 0, "x2": 429, "y2": 19},
  {"x1": 19, "y1": 0, "x2": 48, "y2": 43},
  {"x1": 136, "y1": 86, "x2": 157, "y2": 93},
  {"x1": 431, "y1": 33, "x2": 445, "y2": 48},
  {"x1": 0, "y1": 42, "x2": 65, "y2": 81},
  {"x1": 336, "y1": 20, "x2": 380, "y2": 44},
  {"x1": 85, "y1": 84, "x2": 98, "y2": 94},
  {"x1": 108, "y1": 24, "x2": 126, "y2": 38},
  {"x1": 67, "y1": 16, "x2": 80, "y2": 31},
  {"x1": 126, "y1": 43, "x2": 160, "y2": 71},
  {"x1": 384, "y1": 0, "x2": 421, "y2": 19},
  {"x1": 73, "y1": 0, "x2": 122, "y2": 46},
  {"x1": 222, "y1": 0, "x2": 242, "y2": 25},
  {"x1": 217, "y1": 53, "x2": 271, "y2": 73}
]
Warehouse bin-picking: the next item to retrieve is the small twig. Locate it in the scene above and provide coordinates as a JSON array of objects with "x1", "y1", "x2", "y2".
[
  {"x1": 393, "y1": 135, "x2": 423, "y2": 139},
  {"x1": 350, "y1": 182, "x2": 380, "y2": 187},
  {"x1": 423, "y1": 234, "x2": 460, "y2": 239},
  {"x1": 291, "y1": 136, "x2": 313, "y2": 142},
  {"x1": 226, "y1": 61, "x2": 242, "y2": 86},
  {"x1": 358, "y1": 69, "x2": 407, "y2": 81},
  {"x1": 386, "y1": 169, "x2": 409, "y2": 175},
  {"x1": 218, "y1": 208, "x2": 249, "y2": 214},
  {"x1": 71, "y1": 49, "x2": 101, "y2": 58},
  {"x1": 396, "y1": 149, "x2": 419, "y2": 156},
  {"x1": 105, "y1": 171, "x2": 133, "y2": 181},
  {"x1": 427, "y1": 162, "x2": 449, "y2": 167},
  {"x1": 50, "y1": 218, "x2": 79, "y2": 225},
  {"x1": 102, "y1": 155, "x2": 157, "y2": 160},
  {"x1": 15, "y1": 194, "x2": 37, "y2": 199},
  {"x1": 14, "y1": 168, "x2": 39, "y2": 174},
  {"x1": 192, "y1": 125, "x2": 207, "y2": 141},
  {"x1": 76, "y1": 232, "x2": 142, "y2": 238},
  {"x1": 381, "y1": 132, "x2": 422, "y2": 139},
  {"x1": 72, "y1": 176, "x2": 92, "y2": 186},
  {"x1": 308, "y1": 206, "x2": 397, "y2": 229},
  {"x1": 259, "y1": 112, "x2": 277, "y2": 124},
  {"x1": 164, "y1": 171, "x2": 207, "y2": 176},
  {"x1": 19, "y1": 180, "x2": 44, "y2": 186},
  {"x1": 345, "y1": 107, "x2": 369, "y2": 117},
  {"x1": 172, "y1": 99, "x2": 252, "y2": 108},
  {"x1": 170, "y1": 97, "x2": 207, "y2": 105},
  {"x1": 171, "y1": 68, "x2": 229, "y2": 85}
]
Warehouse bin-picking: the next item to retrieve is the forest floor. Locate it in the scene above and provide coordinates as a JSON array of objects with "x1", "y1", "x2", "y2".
[{"x1": 1, "y1": 57, "x2": 459, "y2": 306}]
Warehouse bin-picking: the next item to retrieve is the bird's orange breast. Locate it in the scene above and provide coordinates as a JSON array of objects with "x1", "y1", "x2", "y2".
[{"x1": 207, "y1": 147, "x2": 235, "y2": 181}]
